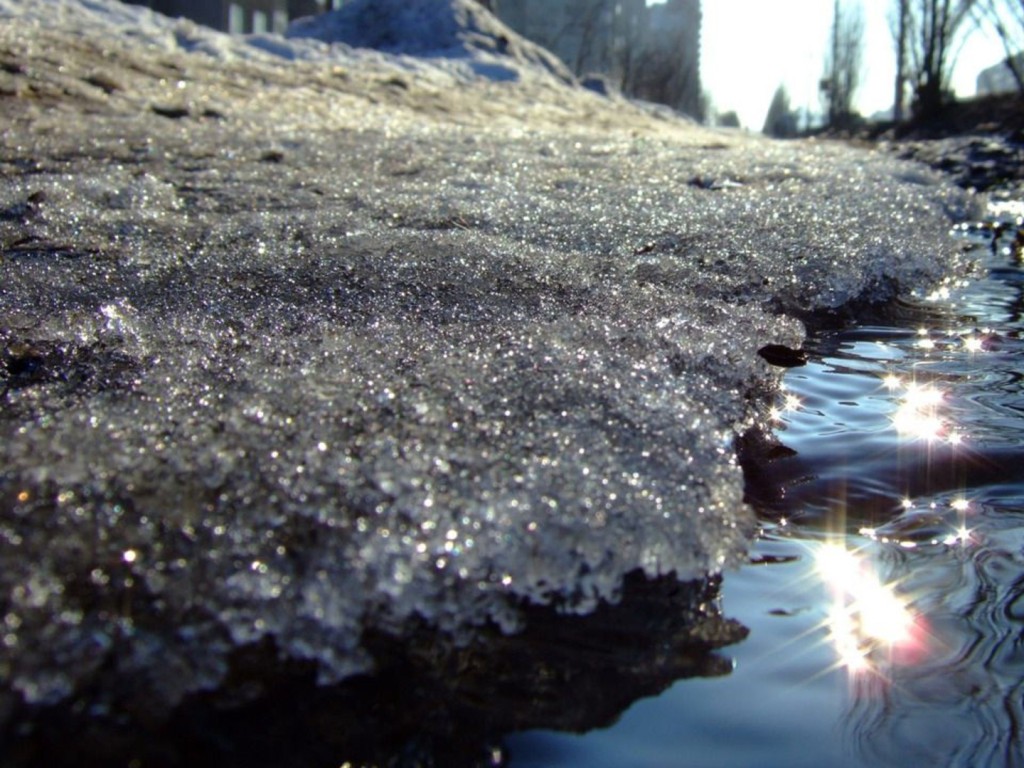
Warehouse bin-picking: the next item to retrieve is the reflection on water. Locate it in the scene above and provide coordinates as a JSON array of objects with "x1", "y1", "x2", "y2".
[
  {"x1": 891, "y1": 379, "x2": 949, "y2": 441},
  {"x1": 508, "y1": 212, "x2": 1024, "y2": 766},
  {"x1": 5, "y1": 571, "x2": 743, "y2": 768},
  {"x1": 815, "y1": 541, "x2": 922, "y2": 677},
  {"x1": 761, "y1": 213, "x2": 1024, "y2": 765},
  {"x1": 841, "y1": 509, "x2": 1024, "y2": 767}
]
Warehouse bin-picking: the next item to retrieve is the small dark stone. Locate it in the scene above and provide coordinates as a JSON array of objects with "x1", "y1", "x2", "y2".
[
  {"x1": 1, "y1": 191, "x2": 44, "y2": 223},
  {"x1": 2, "y1": 238, "x2": 82, "y2": 258},
  {"x1": 260, "y1": 150, "x2": 286, "y2": 163},
  {"x1": 581, "y1": 74, "x2": 614, "y2": 97},
  {"x1": 757, "y1": 344, "x2": 808, "y2": 367},
  {"x1": 763, "y1": 444, "x2": 798, "y2": 460},
  {"x1": 752, "y1": 555, "x2": 800, "y2": 566},
  {"x1": 151, "y1": 104, "x2": 191, "y2": 119},
  {"x1": 5, "y1": 345, "x2": 46, "y2": 378},
  {"x1": 688, "y1": 175, "x2": 741, "y2": 191},
  {"x1": 84, "y1": 72, "x2": 122, "y2": 94},
  {"x1": 0, "y1": 58, "x2": 25, "y2": 75}
]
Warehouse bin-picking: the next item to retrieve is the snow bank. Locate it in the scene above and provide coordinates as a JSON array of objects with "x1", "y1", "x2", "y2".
[
  {"x1": 286, "y1": 0, "x2": 574, "y2": 83},
  {"x1": 0, "y1": 0, "x2": 574, "y2": 84}
]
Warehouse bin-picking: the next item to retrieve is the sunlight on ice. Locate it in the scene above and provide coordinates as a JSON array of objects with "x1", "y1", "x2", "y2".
[{"x1": 769, "y1": 390, "x2": 802, "y2": 423}]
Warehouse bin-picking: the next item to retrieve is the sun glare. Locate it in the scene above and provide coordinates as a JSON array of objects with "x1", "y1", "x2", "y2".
[
  {"x1": 882, "y1": 372, "x2": 902, "y2": 391},
  {"x1": 963, "y1": 334, "x2": 984, "y2": 353},
  {"x1": 815, "y1": 543, "x2": 922, "y2": 677},
  {"x1": 769, "y1": 389, "x2": 803, "y2": 423},
  {"x1": 888, "y1": 381, "x2": 954, "y2": 442}
]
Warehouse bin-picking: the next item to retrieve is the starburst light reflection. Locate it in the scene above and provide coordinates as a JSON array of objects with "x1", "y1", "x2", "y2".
[
  {"x1": 963, "y1": 334, "x2": 984, "y2": 353},
  {"x1": 891, "y1": 382, "x2": 948, "y2": 442},
  {"x1": 815, "y1": 543, "x2": 922, "y2": 678},
  {"x1": 768, "y1": 389, "x2": 802, "y2": 423},
  {"x1": 882, "y1": 372, "x2": 902, "y2": 391},
  {"x1": 942, "y1": 526, "x2": 973, "y2": 546}
]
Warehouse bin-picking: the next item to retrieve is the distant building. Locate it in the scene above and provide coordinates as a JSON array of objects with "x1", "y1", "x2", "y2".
[
  {"x1": 288, "y1": 0, "x2": 348, "y2": 20},
  {"x1": 125, "y1": 0, "x2": 347, "y2": 34},
  {"x1": 977, "y1": 55, "x2": 1024, "y2": 96}
]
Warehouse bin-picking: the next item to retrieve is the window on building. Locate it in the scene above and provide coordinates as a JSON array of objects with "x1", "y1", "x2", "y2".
[
  {"x1": 228, "y1": 3, "x2": 245, "y2": 33},
  {"x1": 252, "y1": 9, "x2": 268, "y2": 33},
  {"x1": 272, "y1": 10, "x2": 289, "y2": 33}
]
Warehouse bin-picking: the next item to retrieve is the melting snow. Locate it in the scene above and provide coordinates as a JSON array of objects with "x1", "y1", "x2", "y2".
[{"x1": 0, "y1": 0, "x2": 971, "y2": 717}]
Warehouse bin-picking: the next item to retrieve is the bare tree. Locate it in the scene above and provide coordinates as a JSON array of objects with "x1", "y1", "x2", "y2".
[
  {"x1": 763, "y1": 85, "x2": 798, "y2": 137},
  {"x1": 614, "y1": 1, "x2": 648, "y2": 94},
  {"x1": 629, "y1": 1, "x2": 704, "y2": 119},
  {"x1": 904, "y1": 0, "x2": 977, "y2": 119},
  {"x1": 971, "y1": 0, "x2": 1024, "y2": 93},
  {"x1": 569, "y1": 2, "x2": 607, "y2": 76},
  {"x1": 890, "y1": 0, "x2": 912, "y2": 121},
  {"x1": 573, "y1": 0, "x2": 652, "y2": 99},
  {"x1": 716, "y1": 110, "x2": 741, "y2": 128},
  {"x1": 631, "y1": 44, "x2": 703, "y2": 118},
  {"x1": 542, "y1": 0, "x2": 637, "y2": 88},
  {"x1": 821, "y1": 0, "x2": 865, "y2": 127}
]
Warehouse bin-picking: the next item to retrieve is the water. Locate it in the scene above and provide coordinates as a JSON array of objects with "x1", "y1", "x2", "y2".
[{"x1": 506, "y1": 212, "x2": 1024, "y2": 767}]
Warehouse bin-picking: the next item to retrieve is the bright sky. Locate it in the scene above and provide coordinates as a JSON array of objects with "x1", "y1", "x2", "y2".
[{"x1": 682, "y1": 0, "x2": 1006, "y2": 129}]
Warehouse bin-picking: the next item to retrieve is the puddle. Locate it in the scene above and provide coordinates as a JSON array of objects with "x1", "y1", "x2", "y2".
[{"x1": 506, "y1": 213, "x2": 1024, "y2": 766}]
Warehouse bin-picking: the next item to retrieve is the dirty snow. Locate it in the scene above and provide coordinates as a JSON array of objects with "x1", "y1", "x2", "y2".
[
  {"x1": 0, "y1": 0, "x2": 972, "y2": 721},
  {"x1": 286, "y1": 0, "x2": 575, "y2": 82}
]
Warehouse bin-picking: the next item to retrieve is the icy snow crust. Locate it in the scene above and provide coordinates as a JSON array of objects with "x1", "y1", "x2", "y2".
[
  {"x1": 0, "y1": 0, "x2": 969, "y2": 714},
  {"x1": 286, "y1": 0, "x2": 576, "y2": 83}
]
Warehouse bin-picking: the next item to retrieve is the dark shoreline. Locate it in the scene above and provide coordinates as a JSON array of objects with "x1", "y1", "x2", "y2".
[{"x1": 4, "y1": 572, "x2": 744, "y2": 768}]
